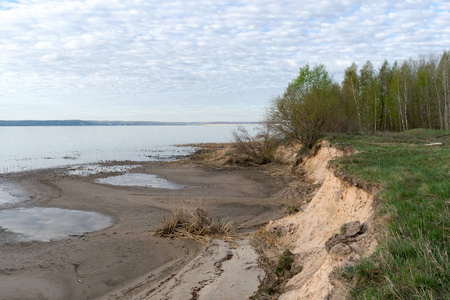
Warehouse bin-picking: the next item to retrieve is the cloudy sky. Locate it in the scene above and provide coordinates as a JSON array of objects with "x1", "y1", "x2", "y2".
[{"x1": 0, "y1": 0, "x2": 449, "y2": 122}]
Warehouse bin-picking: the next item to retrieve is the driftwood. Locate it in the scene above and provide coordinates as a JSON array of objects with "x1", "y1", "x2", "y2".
[{"x1": 425, "y1": 142, "x2": 445, "y2": 146}]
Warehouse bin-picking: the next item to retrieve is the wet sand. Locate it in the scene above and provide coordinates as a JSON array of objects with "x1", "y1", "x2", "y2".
[{"x1": 0, "y1": 161, "x2": 290, "y2": 299}]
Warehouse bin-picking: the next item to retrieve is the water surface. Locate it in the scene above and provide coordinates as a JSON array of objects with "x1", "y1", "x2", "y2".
[
  {"x1": 96, "y1": 173, "x2": 185, "y2": 189},
  {"x1": 0, "y1": 182, "x2": 28, "y2": 206},
  {"x1": 0, "y1": 207, "x2": 113, "y2": 242},
  {"x1": 0, "y1": 188, "x2": 18, "y2": 205},
  {"x1": 0, "y1": 125, "x2": 258, "y2": 173}
]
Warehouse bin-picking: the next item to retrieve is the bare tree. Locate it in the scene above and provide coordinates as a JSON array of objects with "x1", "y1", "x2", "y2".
[{"x1": 232, "y1": 125, "x2": 282, "y2": 164}]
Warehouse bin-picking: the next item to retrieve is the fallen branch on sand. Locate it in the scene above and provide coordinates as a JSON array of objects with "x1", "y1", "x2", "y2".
[{"x1": 155, "y1": 208, "x2": 236, "y2": 243}]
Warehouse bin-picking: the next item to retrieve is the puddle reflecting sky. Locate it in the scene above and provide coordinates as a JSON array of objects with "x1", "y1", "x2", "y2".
[
  {"x1": 95, "y1": 173, "x2": 185, "y2": 189},
  {"x1": 0, "y1": 207, "x2": 113, "y2": 242},
  {"x1": 0, "y1": 183, "x2": 28, "y2": 206},
  {"x1": 0, "y1": 188, "x2": 18, "y2": 205}
]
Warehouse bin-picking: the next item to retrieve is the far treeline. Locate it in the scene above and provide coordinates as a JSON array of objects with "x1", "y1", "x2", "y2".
[{"x1": 264, "y1": 50, "x2": 450, "y2": 149}]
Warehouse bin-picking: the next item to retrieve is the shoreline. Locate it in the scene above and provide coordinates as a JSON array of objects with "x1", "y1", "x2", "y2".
[{"x1": 0, "y1": 158, "x2": 292, "y2": 299}]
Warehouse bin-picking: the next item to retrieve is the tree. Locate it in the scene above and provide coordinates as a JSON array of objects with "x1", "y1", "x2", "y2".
[
  {"x1": 232, "y1": 125, "x2": 282, "y2": 164},
  {"x1": 341, "y1": 63, "x2": 361, "y2": 131},
  {"x1": 436, "y1": 51, "x2": 450, "y2": 130},
  {"x1": 414, "y1": 56, "x2": 436, "y2": 129},
  {"x1": 267, "y1": 64, "x2": 337, "y2": 149},
  {"x1": 389, "y1": 61, "x2": 414, "y2": 131},
  {"x1": 359, "y1": 60, "x2": 379, "y2": 132},
  {"x1": 377, "y1": 60, "x2": 392, "y2": 131}
]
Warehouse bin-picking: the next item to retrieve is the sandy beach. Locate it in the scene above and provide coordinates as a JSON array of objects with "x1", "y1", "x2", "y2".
[{"x1": 0, "y1": 160, "x2": 291, "y2": 299}]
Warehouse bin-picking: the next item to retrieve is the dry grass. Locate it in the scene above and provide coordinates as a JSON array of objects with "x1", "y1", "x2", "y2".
[
  {"x1": 178, "y1": 143, "x2": 239, "y2": 169},
  {"x1": 155, "y1": 207, "x2": 236, "y2": 243},
  {"x1": 254, "y1": 227, "x2": 280, "y2": 248}
]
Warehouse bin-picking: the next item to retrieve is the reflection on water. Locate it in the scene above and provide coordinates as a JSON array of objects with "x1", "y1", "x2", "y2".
[
  {"x1": 0, "y1": 207, "x2": 113, "y2": 242},
  {"x1": 95, "y1": 173, "x2": 185, "y2": 189},
  {"x1": 67, "y1": 164, "x2": 140, "y2": 176},
  {"x1": 0, "y1": 182, "x2": 28, "y2": 206},
  {"x1": 0, "y1": 188, "x2": 18, "y2": 205}
]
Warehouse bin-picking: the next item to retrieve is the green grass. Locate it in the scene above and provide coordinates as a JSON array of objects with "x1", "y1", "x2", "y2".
[
  {"x1": 327, "y1": 129, "x2": 449, "y2": 299},
  {"x1": 275, "y1": 254, "x2": 294, "y2": 275}
]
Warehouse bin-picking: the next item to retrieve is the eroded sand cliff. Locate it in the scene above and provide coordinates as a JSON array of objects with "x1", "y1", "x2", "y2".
[{"x1": 266, "y1": 141, "x2": 378, "y2": 299}]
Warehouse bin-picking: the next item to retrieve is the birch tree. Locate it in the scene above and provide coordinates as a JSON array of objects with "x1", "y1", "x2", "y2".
[
  {"x1": 360, "y1": 61, "x2": 378, "y2": 132},
  {"x1": 341, "y1": 63, "x2": 361, "y2": 131},
  {"x1": 436, "y1": 51, "x2": 450, "y2": 130},
  {"x1": 377, "y1": 60, "x2": 392, "y2": 131}
]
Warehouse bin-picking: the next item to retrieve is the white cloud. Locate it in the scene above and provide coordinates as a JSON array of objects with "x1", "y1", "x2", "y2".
[{"x1": 0, "y1": 0, "x2": 449, "y2": 121}]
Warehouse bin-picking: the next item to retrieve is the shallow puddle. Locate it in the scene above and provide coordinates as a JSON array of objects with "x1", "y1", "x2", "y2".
[
  {"x1": 0, "y1": 207, "x2": 113, "y2": 242},
  {"x1": 95, "y1": 173, "x2": 185, "y2": 189},
  {"x1": 0, "y1": 183, "x2": 27, "y2": 206},
  {"x1": 0, "y1": 189, "x2": 19, "y2": 205}
]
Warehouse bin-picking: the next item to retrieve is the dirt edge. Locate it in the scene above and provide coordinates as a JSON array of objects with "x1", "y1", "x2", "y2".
[{"x1": 253, "y1": 141, "x2": 379, "y2": 300}]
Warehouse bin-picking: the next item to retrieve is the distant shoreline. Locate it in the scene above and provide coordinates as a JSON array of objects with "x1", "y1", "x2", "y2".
[{"x1": 0, "y1": 120, "x2": 261, "y2": 127}]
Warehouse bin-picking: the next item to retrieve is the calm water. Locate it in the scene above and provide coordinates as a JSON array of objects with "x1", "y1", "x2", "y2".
[
  {"x1": 0, "y1": 180, "x2": 29, "y2": 207},
  {"x1": 0, "y1": 125, "x2": 257, "y2": 173},
  {"x1": 96, "y1": 173, "x2": 185, "y2": 189},
  {"x1": 0, "y1": 207, "x2": 113, "y2": 242},
  {"x1": 0, "y1": 188, "x2": 19, "y2": 206}
]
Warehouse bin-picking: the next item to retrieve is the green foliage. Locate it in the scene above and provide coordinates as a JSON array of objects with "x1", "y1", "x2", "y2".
[
  {"x1": 275, "y1": 254, "x2": 294, "y2": 275},
  {"x1": 436, "y1": 51, "x2": 450, "y2": 130},
  {"x1": 341, "y1": 62, "x2": 362, "y2": 131},
  {"x1": 268, "y1": 64, "x2": 338, "y2": 148},
  {"x1": 261, "y1": 285, "x2": 276, "y2": 295},
  {"x1": 285, "y1": 205, "x2": 299, "y2": 215},
  {"x1": 266, "y1": 50, "x2": 449, "y2": 152},
  {"x1": 338, "y1": 51, "x2": 450, "y2": 133},
  {"x1": 329, "y1": 130, "x2": 449, "y2": 299}
]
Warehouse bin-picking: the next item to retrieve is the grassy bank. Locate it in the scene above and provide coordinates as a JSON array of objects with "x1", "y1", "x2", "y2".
[{"x1": 328, "y1": 129, "x2": 449, "y2": 299}]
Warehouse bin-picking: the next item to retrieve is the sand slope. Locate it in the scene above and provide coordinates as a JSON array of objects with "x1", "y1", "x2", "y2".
[{"x1": 266, "y1": 141, "x2": 378, "y2": 299}]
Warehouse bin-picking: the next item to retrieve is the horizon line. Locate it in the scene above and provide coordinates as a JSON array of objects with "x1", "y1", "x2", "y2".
[{"x1": 0, "y1": 120, "x2": 263, "y2": 126}]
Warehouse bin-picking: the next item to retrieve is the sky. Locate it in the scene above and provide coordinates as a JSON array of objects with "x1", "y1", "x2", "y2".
[{"x1": 0, "y1": 0, "x2": 449, "y2": 122}]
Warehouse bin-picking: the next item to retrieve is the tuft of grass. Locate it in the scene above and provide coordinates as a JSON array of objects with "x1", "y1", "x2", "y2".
[
  {"x1": 328, "y1": 129, "x2": 449, "y2": 299},
  {"x1": 250, "y1": 248, "x2": 301, "y2": 299},
  {"x1": 261, "y1": 285, "x2": 276, "y2": 295},
  {"x1": 275, "y1": 254, "x2": 294, "y2": 275},
  {"x1": 155, "y1": 207, "x2": 235, "y2": 242},
  {"x1": 285, "y1": 205, "x2": 299, "y2": 215}
]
